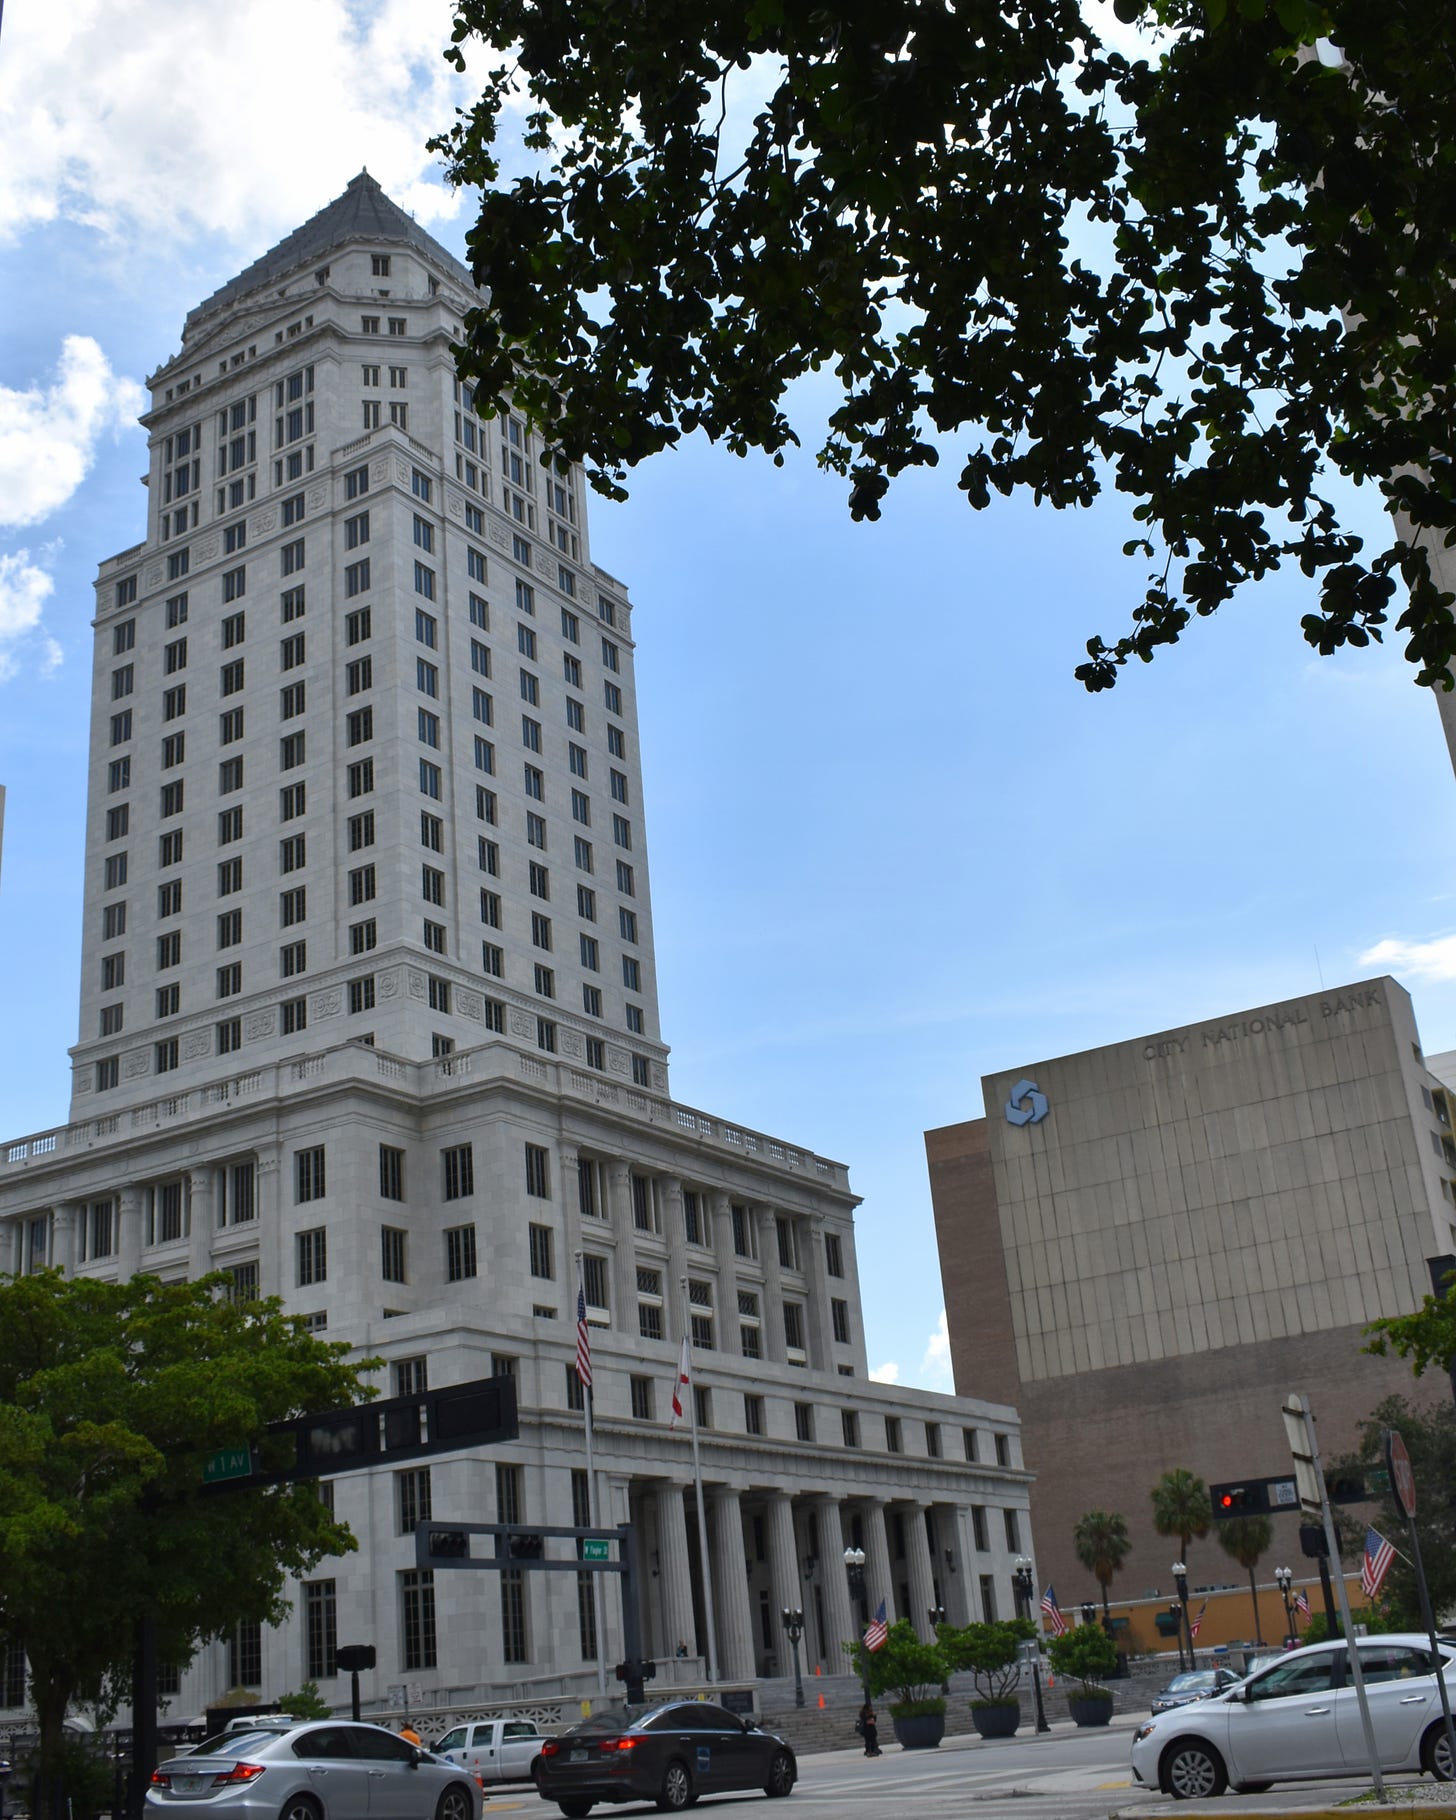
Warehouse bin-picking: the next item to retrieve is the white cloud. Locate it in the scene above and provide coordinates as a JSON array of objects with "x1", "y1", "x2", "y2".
[
  {"x1": 0, "y1": 337, "x2": 145, "y2": 529},
  {"x1": 868, "y1": 1361, "x2": 901, "y2": 1385},
  {"x1": 0, "y1": 0, "x2": 477, "y2": 248},
  {"x1": 0, "y1": 551, "x2": 58, "y2": 682},
  {"x1": 1359, "y1": 934, "x2": 1456, "y2": 983},
  {"x1": 920, "y1": 1308, "x2": 954, "y2": 1391}
]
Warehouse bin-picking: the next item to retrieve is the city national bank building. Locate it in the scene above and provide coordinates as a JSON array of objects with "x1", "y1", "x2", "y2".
[{"x1": 0, "y1": 177, "x2": 1029, "y2": 1722}]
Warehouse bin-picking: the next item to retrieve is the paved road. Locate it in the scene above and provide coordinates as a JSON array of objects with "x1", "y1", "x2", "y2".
[{"x1": 484, "y1": 1717, "x2": 1454, "y2": 1820}]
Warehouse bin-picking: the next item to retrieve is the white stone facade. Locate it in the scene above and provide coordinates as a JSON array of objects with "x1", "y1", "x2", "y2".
[{"x1": 0, "y1": 177, "x2": 1031, "y2": 1723}]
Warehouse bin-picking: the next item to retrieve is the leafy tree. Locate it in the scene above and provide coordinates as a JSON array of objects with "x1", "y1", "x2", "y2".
[
  {"x1": 1300, "y1": 1605, "x2": 1394, "y2": 1644},
  {"x1": 1046, "y1": 1623, "x2": 1119, "y2": 1698},
  {"x1": 1367, "y1": 1283, "x2": 1456, "y2": 1381},
  {"x1": 1072, "y1": 1510, "x2": 1131, "y2": 1625},
  {"x1": 434, "y1": 0, "x2": 1456, "y2": 692},
  {"x1": 0, "y1": 1272, "x2": 376, "y2": 1818},
  {"x1": 279, "y1": 1681, "x2": 334, "y2": 1721},
  {"x1": 1150, "y1": 1467, "x2": 1211, "y2": 1564},
  {"x1": 1214, "y1": 1516, "x2": 1273, "y2": 1645},
  {"x1": 940, "y1": 1618, "x2": 1034, "y2": 1706},
  {"x1": 846, "y1": 1618, "x2": 950, "y2": 1715},
  {"x1": 1325, "y1": 1393, "x2": 1456, "y2": 1631}
]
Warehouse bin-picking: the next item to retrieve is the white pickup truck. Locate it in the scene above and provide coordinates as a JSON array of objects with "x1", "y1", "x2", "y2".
[{"x1": 433, "y1": 1719, "x2": 549, "y2": 1784}]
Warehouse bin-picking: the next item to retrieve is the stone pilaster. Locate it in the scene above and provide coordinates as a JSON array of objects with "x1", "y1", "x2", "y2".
[
  {"x1": 903, "y1": 1502, "x2": 939, "y2": 1636},
  {"x1": 864, "y1": 1499, "x2": 896, "y2": 1624},
  {"x1": 607, "y1": 1162, "x2": 636, "y2": 1332},
  {"x1": 656, "y1": 1481, "x2": 697, "y2": 1660},
  {"x1": 756, "y1": 1209, "x2": 787, "y2": 1363}
]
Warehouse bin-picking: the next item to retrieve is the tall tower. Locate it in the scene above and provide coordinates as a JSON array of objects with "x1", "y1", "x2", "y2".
[
  {"x1": 1, "y1": 178, "x2": 1027, "y2": 1717},
  {"x1": 76, "y1": 173, "x2": 666, "y2": 1112}
]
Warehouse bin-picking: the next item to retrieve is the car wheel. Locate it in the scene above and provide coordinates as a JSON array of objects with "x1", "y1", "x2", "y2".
[
  {"x1": 656, "y1": 1759, "x2": 694, "y2": 1812},
  {"x1": 764, "y1": 1750, "x2": 795, "y2": 1798},
  {"x1": 559, "y1": 1803, "x2": 594, "y2": 1819},
  {"x1": 1162, "y1": 1740, "x2": 1227, "y2": 1801},
  {"x1": 279, "y1": 1798, "x2": 323, "y2": 1820},
  {"x1": 1422, "y1": 1723, "x2": 1455, "y2": 1780},
  {"x1": 435, "y1": 1784, "x2": 476, "y2": 1820}
]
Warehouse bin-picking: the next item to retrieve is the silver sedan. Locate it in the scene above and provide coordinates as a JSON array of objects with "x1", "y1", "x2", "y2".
[{"x1": 146, "y1": 1720, "x2": 478, "y2": 1820}]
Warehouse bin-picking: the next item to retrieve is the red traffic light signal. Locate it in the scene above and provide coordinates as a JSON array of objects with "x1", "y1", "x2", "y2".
[{"x1": 1209, "y1": 1481, "x2": 1271, "y2": 1518}]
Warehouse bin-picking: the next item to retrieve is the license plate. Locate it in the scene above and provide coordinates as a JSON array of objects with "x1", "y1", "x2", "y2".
[
  {"x1": 569, "y1": 1749, "x2": 588, "y2": 1763},
  {"x1": 174, "y1": 1778, "x2": 206, "y2": 1793}
]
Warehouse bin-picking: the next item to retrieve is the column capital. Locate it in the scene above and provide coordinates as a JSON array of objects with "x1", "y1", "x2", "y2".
[{"x1": 609, "y1": 1160, "x2": 632, "y2": 1189}]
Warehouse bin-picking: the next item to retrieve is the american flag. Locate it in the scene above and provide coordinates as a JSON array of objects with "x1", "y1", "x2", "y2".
[
  {"x1": 1362, "y1": 1526, "x2": 1396, "y2": 1601},
  {"x1": 863, "y1": 1601, "x2": 889, "y2": 1652},
  {"x1": 1189, "y1": 1601, "x2": 1207, "y2": 1640},
  {"x1": 1040, "y1": 1585, "x2": 1067, "y2": 1635},
  {"x1": 668, "y1": 1335, "x2": 690, "y2": 1428},
  {"x1": 1294, "y1": 1587, "x2": 1310, "y2": 1618},
  {"x1": 575, "y1": 1285, "x2": 593, "y2": 1389}
]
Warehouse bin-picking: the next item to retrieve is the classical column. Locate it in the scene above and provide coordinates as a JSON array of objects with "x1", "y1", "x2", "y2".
[
  {"x1": 940, "y1": 1506, "x2": 971, "y2": 1624},
  {"x1": 864, "y1": 1499, "x2": 896, "y2": 1624},
  {"x1": 755, "y1": 1209, "x2": 787, "y2": 1363},
  {"x1": 709, "y1": 1191, "x2": 742, "y2": 1357},
  {"x1": 188, "y1": 1167, "x2": 214, "y2": 1280},
  {"x1": 903, "y1": 1502, "x2": 939, "y2": 1635},
  {"x1": 802, "y1": 1221, "x2": 831, "y2": 1369},
  {"x1": 116, "y1": 1184, "x2": 143, "y2": 1279},
  {"x1": 0, "y1": 1216, "x2": 15, "y2": 1275},
  {"x1": 559, "y1": 1144, "x2": 583, "y2": 1300},
  {"x1": 710, "y1": 1488, "x2": 755, "y2": 1682},
  {"x1": 51, "y1": 1203, "x2": 78, "y2": 1275},
  {"x1": 655, "y1": 1482, "x2": 697, "y2": 1661},
  {"x1": 661, "y1": 1176, "x2": 688, "y2": 1344},
  {"x1": 255, "y1": 1148, "x2": 284, "y2": 1295},
  {"x1": 814, "y1": 1498, "x2": 856, "y2": 1668},
  {"x1": 764, "y1": 1490, "x2": 803, "y2": 1667},
  {"x1": 606, "y1": 1162, "x2": 637, "y2": 1332}
]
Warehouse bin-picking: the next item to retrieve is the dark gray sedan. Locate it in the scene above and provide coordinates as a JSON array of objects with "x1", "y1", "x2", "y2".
[
  {"x1": 146, "y1": 1720, "x2": 478, "y2": 1820},
  {"x1": 1149, "y1": 1668, "x2": 1244, "y2": 1714},
  {"x1": 533, "y1": 1701, "x2": 795, "y2": 1817}
]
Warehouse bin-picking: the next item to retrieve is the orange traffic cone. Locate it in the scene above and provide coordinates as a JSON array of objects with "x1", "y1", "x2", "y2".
[{"x1": 817, "y1": 1693, "x2": 825, "y2": 1709}]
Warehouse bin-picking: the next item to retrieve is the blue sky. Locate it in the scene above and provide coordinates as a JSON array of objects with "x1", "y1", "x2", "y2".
[{"x1": 3, "y1": 0, "x2": 1456, "y2": 1391}]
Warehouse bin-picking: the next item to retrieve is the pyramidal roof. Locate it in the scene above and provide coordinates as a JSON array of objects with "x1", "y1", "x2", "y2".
[{"x1": 185, "y1": 172, "x2": 476, "y2": 334}]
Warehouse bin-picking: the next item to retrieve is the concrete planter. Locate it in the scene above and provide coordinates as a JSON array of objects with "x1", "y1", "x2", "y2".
[
  {"x1": 970, "y1": 1701, "x2": 1020, "y2": 1739},
  {"x1": 1067, "y1": 1692, "x2": 1114, "y2": 1728},
  {"x1": 890, "y1": 1709, "x2": 946, "y2": 1750}
]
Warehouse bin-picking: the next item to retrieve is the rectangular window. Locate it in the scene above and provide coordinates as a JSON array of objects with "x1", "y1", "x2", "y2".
[
  {"x1": 396, "y1": 1467, "x2": 432, "y2": 1537},
  {"x1": 529, "y1": 1223, "x2": 554, "y2": 1279},
  {"x1": 886, "y1": 1415, "x2": 902, "y2": 1454},
  {"x1": 379, "y1": 1145, "x2": 405, "y2": 1200},
  {"x1": 348, "y1": 865, "x2": 376, "y2": 906},
  {"x1": 794, "y1": 1402, "x2": 814, "y2": 1443},
  {"x1": 303, "y1": 1580, "x2": 337, "y2": 1680},
  {"x1": 280, "y1": 940, "x2": 307, "y2": 978},
  {"x1": 348, "y1": 976, "x2": 375, "y2": 1014},
  {"x1": 783, "y1": 1301, "x2": 805, "y2": 1353},
  {"x1": 344, "y1": 559, "x2": 370, "y2": 597},
  {"x1": 295, "y1": 1147, "x2": 326, "y2": 1204},
  {"x1": 281, "y1": 583, "x2": 306, "y2": 621},
  {"x1": 445, "y1": 1224, "x2": 478, "y2": 1281},
  {"x1": 832, "y1": 1299, "x2": 851, "y2": 1344},
  {"x1": 280, "y1": 731, "x2": 305, "y2": 768},
  {"x1": 281, "y1": 994, "x2": 307, "y2": 1034},
  {"x1": 630, "y1": 1376, "x2": 653, "y2": 1421},
  {"x1": 524, "y1": 1144, "x2": 550, "y2": 1199},
  {"x1": 1003, "y1": 1509, "x2": 1021, "y2": 1552},
  {"x1": 842, "y1": 1409, "x2": 859, "y2": 1448},
  {"x1": 443, "y1": 1144, "x2": 475, "y2": 1201},
  {"x1": 296, "y1": 1227, "x2": 328, "y2": 1286},
  {"x1": 382, "y1": 1225, "x2": 408, "y2": 1284}
]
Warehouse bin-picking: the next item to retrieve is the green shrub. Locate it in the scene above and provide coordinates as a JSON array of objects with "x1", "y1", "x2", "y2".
[{"x1": 1046, "y1": 1623, "x2": 1119, "y2": 1697}]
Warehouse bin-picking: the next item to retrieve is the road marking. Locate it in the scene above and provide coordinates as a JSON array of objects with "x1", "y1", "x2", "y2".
[{"x1": 1096, "y1": 1781, "x2": 1131, "y2": 1789}]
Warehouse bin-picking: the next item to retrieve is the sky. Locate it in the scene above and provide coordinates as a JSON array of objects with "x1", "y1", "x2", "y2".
[{"x1": 3, "y1": 0, "x2": 1456, "y2": 1397}]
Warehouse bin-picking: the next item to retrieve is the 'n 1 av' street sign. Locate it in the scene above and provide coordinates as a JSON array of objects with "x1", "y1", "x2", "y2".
[{"x1": 202, "y1": 1445, "x2": 253, "y2": 1485}]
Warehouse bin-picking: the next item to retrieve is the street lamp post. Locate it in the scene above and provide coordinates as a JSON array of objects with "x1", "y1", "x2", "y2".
[
  {"x1": 1011, "y1": 1558, "x2": 1050, "y2": 1734},
  {"x1": 1081, "y1": 1602, "x2": 1097, "y2": 1629},
  {"x1": 781, "y1": 1608, "x2": 806, "y2": 1708},
  {"x1": 927, "y1": 1604, "x2": 946, "y2": 1630},
  {"x1": 1273, "y1": 1567, "x2": 1295, "y2": 1646},
  {"x1": 1172, "y1": 1563, "x2": 1193, "y2": 1672},
  {"x1": 843, "y1": 1548, "x2": 871, "y2": 1706}
]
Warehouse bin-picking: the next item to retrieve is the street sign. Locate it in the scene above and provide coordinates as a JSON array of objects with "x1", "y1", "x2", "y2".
[
  {"x1": 581, "y1": 1539, "x2": 610, "y2": 1561},
  {"x1": 202, "y1": 1445, "x2": 252, "y2": 1484},
  {"x1": 1387, "y1": 1429, "x2": 1417, "y2": 1519},
  {"x1": 1282, "y1": 1394, "x2": 1326, "y2": 1517}
]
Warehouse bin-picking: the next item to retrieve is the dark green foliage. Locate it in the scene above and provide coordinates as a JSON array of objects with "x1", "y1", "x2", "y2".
[
  {"x1": 1072, "y1": 1510, "x2": 1131, "y2": 1620},
  {"x1": 1150, "y1": 1468, "x2": 1211, "y2": 1561},
  {"x1": 1326, "y1": 1394, "x2": 1456, "y2": 1630},
  {"x1": 940, "y1": 1619, "x2": 1033, "y2": 1702},
  {"x1": 433, "y1": 0, "x2": 1456, "y2": 690},
  {"x1": 0, "y1": 1272, "x2": 377, "y2": 1818},
  {"x1": 1046, "y1": 1622, "x2": 1120, "y2": 1695},
  {"x1": 847, "y1": 1618, "x2": 950, "y2": 1711}
]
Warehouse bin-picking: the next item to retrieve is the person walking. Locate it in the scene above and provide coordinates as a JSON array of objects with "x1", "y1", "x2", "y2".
[
  {"x1": 400, "y1": 1724, "x2": 422, "y2": 1746},
  {"x1": 857, "y1": 1700, "x2": 881, "y2": 1757}
]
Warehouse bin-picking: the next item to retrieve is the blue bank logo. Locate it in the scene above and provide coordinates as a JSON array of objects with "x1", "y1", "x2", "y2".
[{"x1": 1004, "y1": 1079, "x2": 1049, "y2": 1126}]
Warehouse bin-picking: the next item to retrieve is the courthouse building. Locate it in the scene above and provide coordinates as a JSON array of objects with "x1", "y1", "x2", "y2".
[
  {"x1": 0, "y1": 175, "x2": 1029, "y2": 1719},
  {"x1": 928, "y1": 977, "x2": 1455, "y2": 1605}
]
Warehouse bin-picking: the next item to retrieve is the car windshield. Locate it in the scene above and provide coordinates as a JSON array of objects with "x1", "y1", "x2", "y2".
[
  {"x1": 566, "y1": 1708, "x2": 636, "y2": 1734},
  {"x1": 1168, "y1": 1672, "x2": 1219, "y2": 1692}
]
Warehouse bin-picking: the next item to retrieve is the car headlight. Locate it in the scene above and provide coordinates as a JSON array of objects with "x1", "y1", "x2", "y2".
[{"x1": 1133, "y1": 1724, "x2": 1157, "y2": 1743}]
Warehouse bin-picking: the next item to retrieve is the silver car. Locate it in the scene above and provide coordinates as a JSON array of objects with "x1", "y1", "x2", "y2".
[
  {"x1": 1131, "y1": 1633, "x2": 1456, "y2": 1800},
  {"x1": 147, "y1": 1721, "x2": 478, "y2": 1820}
]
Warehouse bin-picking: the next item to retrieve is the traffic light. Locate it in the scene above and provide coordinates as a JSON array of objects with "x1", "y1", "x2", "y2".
[
  {"x1": 508, "y1": 1532, "x2": 545, "y2": 1560},
  {"x1": 428, "y1": 1529, "x2": 470, "y2": 1559},
  {"x1": 1299, "y1": 1523, "x2": 1328, "y2": 1559},
  {"x1": 1325, "y1": 1472, "x2": 1366, "y2": 1505},
  {"x1": 1209, "y1": 1482, "x2": 1270, "y2": 1518}
]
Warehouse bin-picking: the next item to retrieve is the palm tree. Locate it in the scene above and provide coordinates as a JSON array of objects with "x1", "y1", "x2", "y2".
[
  {"x1": 1072, "y1": 1510, "x2": 1132, "y2": 1625},
  {"x1": 1150, "y1": 1467, "x2": 1211, "y2": 1563},
  {"x1": 1216, "y1": 1515, "x2": 1274, "y2": 1645}
]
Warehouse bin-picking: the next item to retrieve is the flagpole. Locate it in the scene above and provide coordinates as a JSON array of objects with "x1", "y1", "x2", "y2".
[
  {"x1": 681, "y1": 1276, "x2": 720, "y2": 1683},
  {"x1": 576, "y1": 1253, "x2": 608, "y2": 1698}
]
